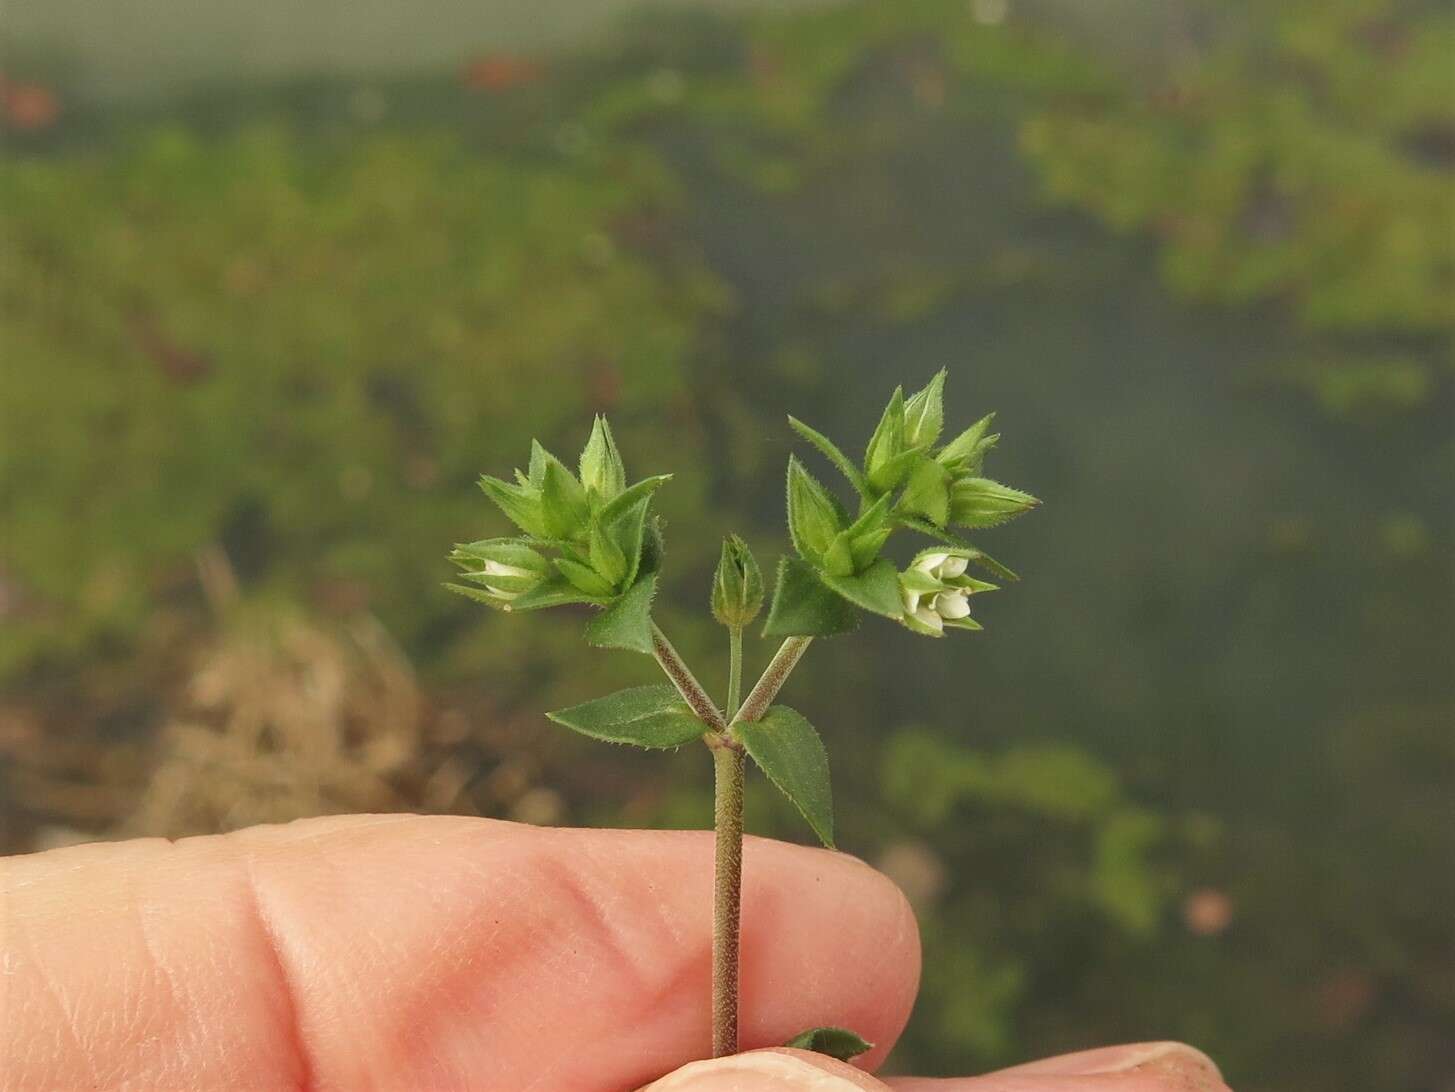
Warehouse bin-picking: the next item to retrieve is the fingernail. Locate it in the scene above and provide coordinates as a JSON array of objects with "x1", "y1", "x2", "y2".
[
  {"x1": 638, "y1": 1049, "x2": 881, "y2": 1090},
  {"x1": 1004, "y1": 1041, "x2": 1225, "y2": 1083}
]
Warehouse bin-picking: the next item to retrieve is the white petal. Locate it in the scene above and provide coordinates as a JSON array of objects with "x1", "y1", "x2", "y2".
[
  {"x1": 914, "y1": 606, "x2": 944, "y2": 633},
  {"x1": 484, "y1": 584, "x2": 520, "y2": 601},
  {"x1": 935, "y1": 592, "x2": 971, "y2": 619},
  {"x1": 482, "y1": 560, "x2": 532, "y2": 579},
  {"x1": 914, "y1": 552, "x2": 949, "y2": 575},
  {"x1": 901, "y1": 587, "x2": 921, "y2": 615},
  {"x1": 940, "y1": 556, "x2": 968, "y2": 578}
]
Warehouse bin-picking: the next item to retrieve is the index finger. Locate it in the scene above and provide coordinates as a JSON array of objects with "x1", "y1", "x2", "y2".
[{"x1": 3, "y1": 814, "x2": 920, "y2": 1090}]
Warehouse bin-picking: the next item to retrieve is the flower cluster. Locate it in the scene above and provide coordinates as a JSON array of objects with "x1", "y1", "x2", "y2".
[
  {"x1": 448, "y1": 416, "x2": 669, "y2": 614},
  {"x1": 773, "y1": 370, "x2": 1038, "y2": 638}
]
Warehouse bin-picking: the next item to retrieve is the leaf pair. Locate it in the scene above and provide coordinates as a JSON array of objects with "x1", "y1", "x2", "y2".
[{"x1": 549, "y1": 688, "x2": 835, "y2": 848}]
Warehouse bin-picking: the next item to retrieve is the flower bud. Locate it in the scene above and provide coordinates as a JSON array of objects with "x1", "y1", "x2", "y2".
[
  {"x1": 902, "y1": 369, "x2": 946, "y2": 449},
  {"x1": 449, "y1": 539, "x2": 550, "y2": 609},
  {"x1": 863, "y1": 386, "x2": 910, "y2": 493},
  {"x1": 578, "y1": 415, "x2": 627, "y2": 502},
  {"x1": 786, "y1": 456, "x2": 845, "y2": 563},
  {"x1": 948, "y1": 477, "x2": 1039, "y2": 529},
  {"x1": 711, "y1": 534, "x2": 764, "y2": 628}
]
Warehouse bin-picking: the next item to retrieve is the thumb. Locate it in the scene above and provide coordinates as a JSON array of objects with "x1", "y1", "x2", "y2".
[{"x1": 639, "y1": 1048, "x2": 888, "y2": 1090}]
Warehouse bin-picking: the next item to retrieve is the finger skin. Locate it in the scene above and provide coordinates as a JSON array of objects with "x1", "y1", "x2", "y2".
[
  {"x1": 886, "y1": 1042, "x2": 1231, "y2": 1091},
  {"x1": 637, "y1": 1043, "x2": 1230, "y2": 1092},
  {"x1": 1, "y1": 814, "x2": 919, "y2": 1091}
]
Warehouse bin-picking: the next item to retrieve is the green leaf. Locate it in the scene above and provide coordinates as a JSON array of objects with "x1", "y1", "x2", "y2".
[
  {"x1": 783, "y1": 1026, "x2": 874, "y2": 1061},
  {"x1": 763, "y1": 556, "x2": 859, "y2": 638},
  {"x1": 903, "y1": 368, "x2": 946, "y2": 448},
  {"x1": 547, "y1": 682, "x2": 705, "y2": 748},
  {"x1": 579, "y1": 415, "x2": 626, "y2": 501},
  {"x1": 866, "y1": 386, "x2": 913, "y2": 493},
  {"x1": 787, "y1": 415, "x2": 868, "y2": 495},
  {"x1": 736, "y1": 705, "x2": 834, "y2": 847},
  {"x1": 786, "y1": 455, "x2": 846, "y2": 562},
  {"x1": 527, "y1": 439, "x2": 552, "y2": 486},
  {"x1": 819, "y1": 559, "x2": 903, "y2": 618},
  {"x1": 599, "y1": 474, "x2": 672, "y2": 525},
  {"x1": 478, "y1": 475, "x2": 549, "y2": 538},
  {"x1": 540, "y1": 460, "x2": 591, "y2": 539},
  {"x1": 583, "y1": 573, "x2": 657, "y2": 654},
  {"x1": 866, "y1": 444, "x2": 927, "y2": 496}
]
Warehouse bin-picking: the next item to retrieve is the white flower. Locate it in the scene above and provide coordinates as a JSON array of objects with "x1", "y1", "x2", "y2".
[{"x1": 899, "y1": 550, "x2": 988, "y2": 636}]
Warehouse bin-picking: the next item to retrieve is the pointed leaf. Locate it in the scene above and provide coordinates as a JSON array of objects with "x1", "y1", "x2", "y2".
[
  {"x1": 763, "y1": 556, "x2": 859, "y2": 638},
  {"x1": 787, "y1": 415, "x2": 868, "y2": 496},
  {"x1": 864, "y1": 386, "x2": 906, "y2": 492},
  {"x1": 527, "y1": 440, "x2": 552, "y2": 486},
  {"x1": 783, "y1": 1027, "x2": 874, "y2": 1062},
  {"x1": 589, "y1": 520, "x2": 628, "y2": 588},
  {"x1": 554, "y1": 556, "x2": 616, "y2": 597},
  {"x1": 547, "y1": 683, "x2": 705, "y2": 748},
  {"x1": 898, "y1": 456, "x2": 952, "y2": 526},
  {"x1": 583, "y1": 573, "x2": 657, "y2": 654},
  {"x1": 736, "y1": 705, "x2": 834, "y2": 848},
  {"x1": 937, "y1": 413, "x2": 997, "y2": 475},
  {"x1": 607, "y1": 496, "x2": 652, "y2": 589},
  {"x1": 819, "y1": 558, "x2": 903, "y2": 618}
]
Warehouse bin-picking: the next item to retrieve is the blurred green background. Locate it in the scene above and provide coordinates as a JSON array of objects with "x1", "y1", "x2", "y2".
[{"x1": 2, "y1": 1, "x2": 1452, "y2": 1088}]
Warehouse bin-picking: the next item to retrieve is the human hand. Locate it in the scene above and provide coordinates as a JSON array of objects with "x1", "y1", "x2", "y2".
[{"x1": 2, "y1": 815, "x2": 1228, "y2": 1090}]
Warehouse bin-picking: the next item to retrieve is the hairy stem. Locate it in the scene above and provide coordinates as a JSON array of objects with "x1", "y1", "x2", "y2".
[
  {"x1": 710, "y1": 743, "x2": 745, "y2": 1057},
  {"x1": 733, "y1": 636, "x2": 813, "y2": 725},
  {"x1": 726, "y1": 626, "x2": 743, "y2": 721},
  {"x1": 650, "y1": 622, "x2": 727, "y2": 733}
]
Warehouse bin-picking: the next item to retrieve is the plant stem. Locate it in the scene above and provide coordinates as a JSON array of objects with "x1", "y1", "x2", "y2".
[
  {"x1": 710, "y1": 742, "x2": 744, "y2": 1057},
  {"x1": 650, "y1": 622, "x2": 727, "y2": 733},
  {"x1": 726, "y1": 626, "x2": 743, "y2": 720},
  {"x1": 733, "y1": 636, "x2": 813, "y2": 725}
]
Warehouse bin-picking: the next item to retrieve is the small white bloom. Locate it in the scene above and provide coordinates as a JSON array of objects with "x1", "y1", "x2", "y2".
[
  {"x1": 482, "y1": 560, "x2": 534, "y2": 579},
  {"x1": 914, "y1": 552, "x2": 949, "y2": 575},
  {"x1": 939, "y1": 555, "x2": 968, "y2": 578},
  {"x1": 913, "y1": 605, "x2": 944, "y2": 634},
  {"x1": 934, "y1": 591, "x2": 971, "y2": 619}
]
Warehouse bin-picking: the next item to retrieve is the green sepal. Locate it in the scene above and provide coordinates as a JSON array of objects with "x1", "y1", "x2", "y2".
[
  {"x1": 763, "y1": 556, "x2": 859, "y2": 638},
  {"x1": 898, "y1": 457, "x2": 953, "y2": 526},
  {"x1": 443, "y1": 582, "x2": 509, "y2": 609},
  {"x1": 553, "y1": 557, "x2": 617, "y2": 597},
  {"x1": 787, "y1": 415, "x2": 868, "y2": 496},
  {"x1": 863, "y1": 385, "x2": 906, "y2": 492},
  {"x1": 897, "y1": 515, "x2": 1020, "y2": 581},
  {"x1": 579, "y1": 415, "x2": 626, "y2": 502},
  {"x1": 599, "y1": 474, "x2": 672, "y2": 525},
  {"x1": 902, "y1": 368, "x2": 946, "y2": 448},
  {"x1": 504, "y1": 576, "x2": 603, "y2": 611},
  {"x1": 866, "y1": 444, "x2": 927, "y2": 496},
  {"x1": 457, "y1": 569, "x2": 539, "y2": 593},
  {"x1": 786, "y1": 456, "x2": 846, "y2": 563},
  {"x1": 527, "y1": 439, "x2": 552, "y2": 486},
  {"x1": 478, "y1": 475, "x2": 549, "y2": 538},
  {"x1": 818, "y1": 558, "x2": 903, "y2": 618},
  {"x1": 540, "y1": 459, "x2": 592, "y2": 539},
  {"x1": 583, "y1": 573, "x2": 658, "y2": 653},
  {"x1": 449, "y1": 538, "x2": 548, "y2": 572},
  {"x1": 606, "y1": 496, "x2": 652, "y2": 589},
  {"x1": 783, "y1": 1026, "x2": 874, "y2": 1062},
  {"x1": 944, "y1": 614, "x2": 985, "y2": 631},
  {"x1": 589, "y1": 519, "x2": 628, "y2": 589},
  {"x1": 936, "y1": 413, "x2": 998, "y2": 475},
  {"x1": 547, "y1": 683, "x2": 706, "y2": 748},
  {"x1": 734, "y1": 705, "x2": 834, "y2": 848}
]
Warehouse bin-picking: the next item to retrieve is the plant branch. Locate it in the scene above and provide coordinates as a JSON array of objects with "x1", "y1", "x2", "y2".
[
  {"x1": 726, "y1": 626, "x2": 743, "y2": 721},
  {"x1": 732, "y1": 636, "x2": 813, "y2": 725},
  {"x1": 710, "y1": 743, "x2": 744, "y2": 1057},
  {"x1": 650, "y1": 622, "x2": 727, "y2": 734}
]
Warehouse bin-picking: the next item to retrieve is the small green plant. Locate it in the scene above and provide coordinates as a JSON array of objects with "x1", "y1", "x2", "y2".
[{"x1": 447, "y1": 370, "x2": 1037, "y2": 1060}]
